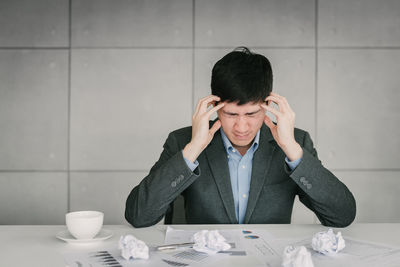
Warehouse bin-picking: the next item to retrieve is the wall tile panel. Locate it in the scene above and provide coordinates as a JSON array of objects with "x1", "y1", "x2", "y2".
[
  {"x1": 319, "y1": 0, "x2": 400, "y2": 47},
  {"x1": 318, "y1": 49, "x2": 400, "y2": 169},
  {"x1": 72, "y1": 0, "x2": 192, "y2": 47},
  {"x1": 0, "y1": 50, "x2": 69, "y2": 170},
  {"x1": 196, "y1": 0, "x2": 315, "y2": 47},
  {"x1": 0, "y1": 0, "x2": 68, "y2": 47},
  {"x1": 70, "y1": 49, "x2": 192, "y2": 170},
  {"x1": 0, "y1": 172, "x2": 67, "y2": 224}
]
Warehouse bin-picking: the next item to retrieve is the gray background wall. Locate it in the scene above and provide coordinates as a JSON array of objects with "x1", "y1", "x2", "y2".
[{"x1": 0, "y1": 0, "x2": 399, "y2": 225}]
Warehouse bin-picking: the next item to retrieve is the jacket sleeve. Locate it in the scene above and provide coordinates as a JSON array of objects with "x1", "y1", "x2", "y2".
[
  {"x1": 125, "y1": 132, "x2": 200, "y2": 228},
  {"x1": 287, "y1": 131, "x2": 356, "y2": 227}
]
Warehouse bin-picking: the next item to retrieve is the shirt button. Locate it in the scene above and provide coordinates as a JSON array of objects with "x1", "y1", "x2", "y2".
[
  {"x1": 227, "y1": 155, "x2": 230, "y2": 159},
  {"x1": 242, "y1": 194, "x2": 247, "y2": 198},
  {"x1": 242, "y1": 165, "x2": 246, "y2": 169},
  {"x1": 232, "y1": 149, "x2": 236, "y2": 152}
]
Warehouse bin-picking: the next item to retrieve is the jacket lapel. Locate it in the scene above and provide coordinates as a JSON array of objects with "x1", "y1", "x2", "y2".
[
  {"x1": 205, "y1": 130, "x2": 238, "y2": 224},
  {"x1": 244, "y1": 124, "x2": 276, "y2": 223}
]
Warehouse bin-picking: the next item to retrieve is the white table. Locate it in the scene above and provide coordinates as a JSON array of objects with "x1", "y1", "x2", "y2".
[{"x1": 0, "y1": 224, "x2": 399, "y2": 266}]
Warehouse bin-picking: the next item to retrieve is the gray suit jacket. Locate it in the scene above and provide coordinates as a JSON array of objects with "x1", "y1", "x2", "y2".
[{"x1": 125, "y1": 122, "x2": 356, "y2": 228}]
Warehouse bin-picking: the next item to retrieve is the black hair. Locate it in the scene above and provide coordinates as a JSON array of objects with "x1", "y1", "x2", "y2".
[{"x1": 211, "y1": 46, "x2": 273, "y2": 105}]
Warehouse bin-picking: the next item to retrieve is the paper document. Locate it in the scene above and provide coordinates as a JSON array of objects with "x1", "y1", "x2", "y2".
[
  {"x1": 64, "y1": 249, "x2": 172, "y2": 267},
  {"x1": 163, "y1": 227, "x2": 281, "y2": 267},
  {"x1": 160, "y1": 227, "x2": 243, "y2": 266},
  {"x1": 64, "y1": 228, "x2": 400, "y2": 266},
  {"x1": 271, "y1": 236, "x2": 400, "y2": 267},
  {"x1": 63, "y1": 228, "x2": 278, "y2": 267}
]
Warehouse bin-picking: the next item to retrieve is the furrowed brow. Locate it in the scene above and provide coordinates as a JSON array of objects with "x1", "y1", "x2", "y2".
[
  {"x1": 222, "y1": 110, "x2": 238, "y2": 116},
  {"x1": 245, "y1": 109, "x2": 261, "y2": 115}
]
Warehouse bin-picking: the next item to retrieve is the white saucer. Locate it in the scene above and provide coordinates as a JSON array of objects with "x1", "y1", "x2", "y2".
[{"x1": 56, "y1": 229, "x2": 113, "y2": 244}]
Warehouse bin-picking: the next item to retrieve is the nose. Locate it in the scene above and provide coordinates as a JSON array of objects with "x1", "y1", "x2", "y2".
[{"x1": 234, "y1": 116, "x2": 249, "y2": 133}]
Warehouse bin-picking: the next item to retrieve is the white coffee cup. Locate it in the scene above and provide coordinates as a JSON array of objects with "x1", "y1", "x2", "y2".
[{"x1": 66, "y1": 211, "x2": 104, "y2": 240}]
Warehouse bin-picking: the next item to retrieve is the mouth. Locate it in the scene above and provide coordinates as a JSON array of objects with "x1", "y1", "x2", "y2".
[{"x1": 233, "y1": 133, "x2": 250, "y2": 140}]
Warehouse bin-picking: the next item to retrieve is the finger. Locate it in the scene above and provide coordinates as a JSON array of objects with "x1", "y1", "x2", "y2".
[
  {"x1": 267, "y1": 92, "x2": 282, "y2": 102},
  {"x1": 261, "y1": 103, "x2": 282, "y2": 118},
  {"x1": 194, "y1": 95, "x2": 213, "y2": 114},
  {"x1": 209, "y1": 119, "x2": 222, "y2": 137},
  {"x1": 198, "y1": 95, "x2": 221, "y2": 114},
  {"x1": 273, "y1": 94, "x2": 291, "y2": 111},
  {"x1": 269, "y1": 92, "x2": 282, "y2": 98},
  {"x1": 206, "y1": 102, "x2": 225, "y2": 118},
  {"x1": 267, "y1": 94, "x2": 292, "y2": 112},
  {"x1": 263, "y1": 114, "x2": 275, "y2": 129},
  {"x1": 266, "y1": 92, "x2": 287, "y2": 105},
  {"x1": 265, "y1": 95, "x2": 287, "y2": 112},
  {"x1": 194, "y1": 97, "x2": 206, "y2": 115},
  {"x1": 207, "y1": 100, "x2": 218, "y2": 109},
  {"x1": 267, "y1": 96, "x2": 293, "y2": 113}
]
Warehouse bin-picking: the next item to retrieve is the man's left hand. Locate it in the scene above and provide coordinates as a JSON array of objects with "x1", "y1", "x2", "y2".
[{"x1": 260, "y1": 92, "x2": 303, "y2": 161}]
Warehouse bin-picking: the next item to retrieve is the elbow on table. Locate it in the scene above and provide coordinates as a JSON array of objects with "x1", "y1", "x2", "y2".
[
  {"x1": 126, "y1": 218, "x2": 152, "y2": 228},
  {"x1": 125, "y1": 209, "x2": 147, "y2": 228},
  {"x1": 322, "y1": 201, "x2": 357, "y2": 228},
  {"x1": 124, "y1": 190, "x2": 157, "y2": 228},
  {"x1": 324, "y1": 215, "x2": 355, "y2": 228},
  {"x1": 125, "y1": 212, "x2": 139, "y2": 228},
  {"x1": 125, "y1": 208, "x2": 163, "y2": 228},
  {"x1": 339, "y1": 195, "x2": 357, "y2": 227}
]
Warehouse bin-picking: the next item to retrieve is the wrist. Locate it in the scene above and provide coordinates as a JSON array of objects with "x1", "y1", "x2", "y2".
[
  {"x1": 282, "y1": 141, "x2": 303, "y2": 162},
  {"x1": 183, "y1": 142, "x2": 202, "y2": 163}
]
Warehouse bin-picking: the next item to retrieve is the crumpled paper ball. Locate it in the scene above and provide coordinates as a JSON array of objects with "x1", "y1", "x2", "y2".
[
  {"x1": 192, "y1": 230, "x2": 231, "y2": 255},
  {"x1": 311, "y1": 228, "x2": 345, "y2": 255},
  {"x1": 282, "y1": 245, "x2": 314, "y2": 267},
  {"x1": 119, "y1": 235, "x2": 149, "y2": 260}
]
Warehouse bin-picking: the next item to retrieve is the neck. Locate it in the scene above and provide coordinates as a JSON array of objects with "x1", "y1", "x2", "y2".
[{"x1": 233, "y1": 144, "x2": 252, "y2": 156}]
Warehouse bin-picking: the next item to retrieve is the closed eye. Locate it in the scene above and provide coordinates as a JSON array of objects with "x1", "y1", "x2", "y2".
[
  {"x1": 245, "y1": 110, "x2": 261, "y2": 117},
  {"x1": 222, "y1": 111, "x2": 238, "y2": 117},
  {"x1": 222, "y1": 109, "x2": 261, "y2": 117}
]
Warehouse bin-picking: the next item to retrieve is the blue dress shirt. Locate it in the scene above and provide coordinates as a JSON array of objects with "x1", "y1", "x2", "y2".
[
  {"x1": 183, "y1": 128, "x2": 302, "y2": 224},
  {"x1": 220, "y1": 129, "x2": 259, "y2": 223}
]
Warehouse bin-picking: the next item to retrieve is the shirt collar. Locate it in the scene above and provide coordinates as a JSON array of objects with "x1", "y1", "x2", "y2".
[{"x1": 220, "y1": 128, "x2": 260, "y2": 154}]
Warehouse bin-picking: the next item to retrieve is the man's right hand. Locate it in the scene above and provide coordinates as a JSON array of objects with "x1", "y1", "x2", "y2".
[{"x1": 183, "y1": 95, "x2": 225, "y2": 163}]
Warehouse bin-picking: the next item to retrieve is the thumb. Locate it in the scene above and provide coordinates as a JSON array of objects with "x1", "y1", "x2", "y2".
[
  {"x1": 209, "y1": 120, "x2": 222, "y2": 137},
  {"x1": 264, "y1": 115, "x2": 275, "y2": 129}
]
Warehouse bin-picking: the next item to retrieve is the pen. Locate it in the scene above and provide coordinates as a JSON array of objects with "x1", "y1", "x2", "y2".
[{"x1": 156, "y1": 242, "x2": 195, "y2": 251}]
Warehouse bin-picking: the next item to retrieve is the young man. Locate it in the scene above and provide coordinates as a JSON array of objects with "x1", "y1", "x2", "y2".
[{"x1": 125, "y1": 47, "x2": 356, "y2": 228}]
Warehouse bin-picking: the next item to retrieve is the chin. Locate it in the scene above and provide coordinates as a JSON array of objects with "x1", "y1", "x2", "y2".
[{"x1": 232, "y1": 139, "x2": 253, "y2": 147}]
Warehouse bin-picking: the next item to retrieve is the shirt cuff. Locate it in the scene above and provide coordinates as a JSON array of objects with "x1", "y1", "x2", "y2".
[
  {"x1": 285, "y1": 156, "x2": 302, "y2": 171},
  {"x1": 182, "y1": 151, "x2": 199, "y2": 172}
]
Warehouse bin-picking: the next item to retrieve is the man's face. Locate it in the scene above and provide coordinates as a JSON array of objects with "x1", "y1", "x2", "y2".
[{"x1": 217, "y1": 101, "x2": 265, "y2": 150}]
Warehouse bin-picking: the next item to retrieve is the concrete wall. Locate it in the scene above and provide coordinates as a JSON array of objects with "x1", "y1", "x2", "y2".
[{"x1": 0, "y1": 0, "x2": 399, "y2": 224}]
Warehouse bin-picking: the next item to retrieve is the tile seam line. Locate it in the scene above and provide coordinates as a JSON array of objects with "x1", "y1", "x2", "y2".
[
  {"x1": 67, "y1": 0, "x2": 72, "y2": 213},
  {"x1": 2, "y1": 46, "x2": 400, "y2": 50},
  {"x1": 0, "y1": 169, "x2": 399, "y2": 172}
]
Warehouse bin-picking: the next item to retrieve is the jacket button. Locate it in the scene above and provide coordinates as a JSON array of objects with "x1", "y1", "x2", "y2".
[
  {"x1": 171, "y1": 181, "x2": 177, "y2": 187},
  {"x1": 307, "y1": 184, "x2": 312, "y2": 190},
  {"x1": 300, "y1": 177, "x2": 306, "y2": 183}
]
